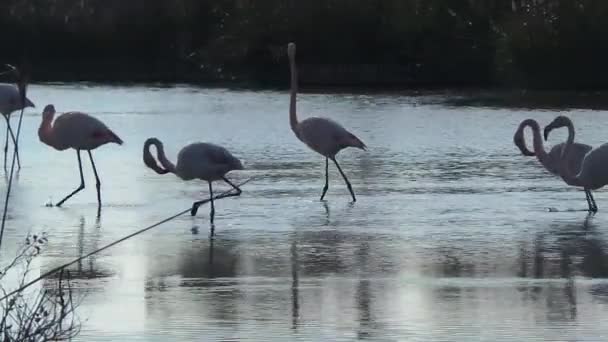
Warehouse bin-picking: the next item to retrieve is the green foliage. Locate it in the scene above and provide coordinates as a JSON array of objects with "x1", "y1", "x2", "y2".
[{"x1": 1, "y1": 0, "x2": 607, "y2": 87}]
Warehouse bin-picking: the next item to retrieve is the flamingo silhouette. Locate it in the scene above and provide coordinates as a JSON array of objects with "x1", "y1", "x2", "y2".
[
  {"x1": 0, "y1": 83, "x2": 34, "y2": 169},
  {"x1": 143, "y1": 138, "x2": 243, "y2": 227},
  {"x1": 287, "y1": 42, "x2": 366, "y2": 202},
  {"x1": 38, "y1": 104, "x2": 123, "y2": 211},
  {"x1": 544, "y1": 115, "x2": 607, "y2": 212},
  {"x1": 513, "y1": 118, "x2": 596, "y2": 211}
]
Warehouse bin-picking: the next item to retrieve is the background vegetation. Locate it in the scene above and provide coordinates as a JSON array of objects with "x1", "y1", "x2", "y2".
[{"x1": 1, "y1": 0, "x2": 607, "y2": 88}]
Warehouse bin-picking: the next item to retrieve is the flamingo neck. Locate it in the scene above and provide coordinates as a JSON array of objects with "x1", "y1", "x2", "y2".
[
  {"x1": 143, "y1": 138, "x2": 176, "y2": 175},
  {"x1": 521, "y1": 119, "x2": 551, "y2": 167},
  {"x1": 38, "y1": 116, "x2": 65, "y2": 150},
  {"x1": 289, "y1": 55, "x2": 299, "y2": 135},
  {"x1": 559, "y1": 120, "x2": 584, "y2": 186}
]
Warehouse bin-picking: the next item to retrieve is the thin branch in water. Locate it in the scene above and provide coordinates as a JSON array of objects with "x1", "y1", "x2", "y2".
[{"x1": 0, "y1": 177, "x2": 253, "y2": 301}]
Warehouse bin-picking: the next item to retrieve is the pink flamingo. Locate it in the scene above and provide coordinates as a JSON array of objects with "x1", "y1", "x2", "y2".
[
  {"x1": 287, "y1": 42, "x2": 366, "y2": 202},
  {"x1": 545, "y1": 115, "x2": 608, "y2": 212},
  {"x1": 143, "y1": 138, "x2": 243, "y2": 230},
  {"x1": 38, "y1": 104, "x2": 123, "y2": 210},
  {"x1": 513, "y1": 119, "x2": 596, "y2": 211}
]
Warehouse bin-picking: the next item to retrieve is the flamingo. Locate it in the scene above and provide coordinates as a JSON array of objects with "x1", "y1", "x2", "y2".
[
  {"x1": 513, "y1": 119, "x2": 596, "y2": 211},
  {"x1": 143, "y1": 138, "x2": 244, "y2": 227},
  {"x1": 544, "y1": 115, "x2": 608, "y2": 212},
  {"x1": 38, "y1": 104, "x2": 123, "y2": 211},
  {"x1": 287, "y1": 42, "x2": 366, "y2": 202},
  {"x1": 0, "y1": 83, "x2": 35, "y2": 169}
]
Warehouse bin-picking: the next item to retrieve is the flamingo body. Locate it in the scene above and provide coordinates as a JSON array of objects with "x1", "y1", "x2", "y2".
[
  {"x1": 295, "y1": 117, "x2": 366, "y2": 158},
  {"x1": 175, "y1": 142, "x2": 244, "y2": 181},
  {"x1": 0, "y1": 84, "x2": 34, "y2": 116},
  {"x1": 573, "y1": 143, "x2": 608, "y2": 190},
  {"x1": 45, "y1": 112, "x2": 123, "y2": 151},
  {"x1": 545, "y1": 142, "x2": 591, "y2": 176}
]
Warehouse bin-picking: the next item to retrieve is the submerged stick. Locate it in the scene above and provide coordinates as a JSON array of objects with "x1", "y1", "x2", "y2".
[{"x1": 0, "y1": 177, "x2": 253, "y2": 301}]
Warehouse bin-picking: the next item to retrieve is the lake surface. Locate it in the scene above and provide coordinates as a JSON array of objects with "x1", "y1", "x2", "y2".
[{"x1": 2, "y1": 84, "x2": 608, "y2": 341}]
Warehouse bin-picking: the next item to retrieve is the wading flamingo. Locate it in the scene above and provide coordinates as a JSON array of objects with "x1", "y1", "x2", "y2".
[
  {"x1": 544, "y1": 115, "x2": 608, "y2": 213},
  {"x1": 143, "y1": 138, "x2": 243, "y2": 228},
  {"x1": 287, "y1": 42, "x2": 366, "y2": 202},
  {"x1": 513, "y1": 119, "x2": 595, "y2": 211},
  {"x1": 38, "y1": 104, "x2": 123, "y2": 211},
  {"x1": 0, "y1": 83, "x2": 35, "y2": 169}
]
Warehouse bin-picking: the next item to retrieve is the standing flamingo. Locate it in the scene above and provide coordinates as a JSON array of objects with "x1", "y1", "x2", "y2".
[
  {"x1": 0, "y1": 83, "x2": 35, "y2": 169},
  {"x1": 513, "y1": 119, "x2": 596, "y2": 211},
  {"x1": 143, "y1": 138, "x2": 243, "y2": 228},
  {"x1": 38, "y1": 104, "x2": 123, "y2": 211},
  {"x1": 287, "y1": 42, "x2": 366, "y2": 202},
  {"x1": 544, "y1": 115, "x2": 608, "y2": 212}
]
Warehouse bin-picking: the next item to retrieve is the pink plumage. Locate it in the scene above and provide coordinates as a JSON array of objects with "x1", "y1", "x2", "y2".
[
  {"x1": 38, "y1": 104, "x2": 123, "y2": 210},
  {"x1": 38, "y1": 105, "x2": 122, "y2": 151}
]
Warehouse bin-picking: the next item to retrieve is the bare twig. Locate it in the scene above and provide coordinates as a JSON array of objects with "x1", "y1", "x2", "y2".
[{"x1": 1, "y1": 236, "x2": 80, "y2": 341}]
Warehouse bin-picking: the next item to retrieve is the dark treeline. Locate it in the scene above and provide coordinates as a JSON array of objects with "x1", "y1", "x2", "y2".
[{"x1": 2, "y1": 0, "x2": 608, "y2": 88}]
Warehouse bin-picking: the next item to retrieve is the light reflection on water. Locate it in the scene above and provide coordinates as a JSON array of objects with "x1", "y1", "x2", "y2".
[{"x1": 1, "y1": 84, "x2": 608, "y2": 340}]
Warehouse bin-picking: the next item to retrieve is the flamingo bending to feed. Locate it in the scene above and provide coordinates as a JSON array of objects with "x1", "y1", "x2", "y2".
[
  {"x1": 513, "y1": 118, "x2": 596, "y2": 211},
  {"x1": 0, "y1": 83, "x2": 35, "y2": 169},
  {"x1": 38, "y1": 104, "x2": 123, "y2": 210},
  {"x1": 143, "y1": 138, "x2": 244, "y2": 228},
  {"x1": 287, "y1": 42, "x2": 366, "y2": 202},
  {"x1": 544, "y1": 115, "x2": 608, "y2": 213}
]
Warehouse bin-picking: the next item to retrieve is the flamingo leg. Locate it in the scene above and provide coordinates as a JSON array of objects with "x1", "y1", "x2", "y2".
[
  {"x1": 56, "y1": 150, "x2": 85, "y2": 207},
  {"x1": 320, "y1": 157, "x2": 329, "y2": 201},
  {"x1": 586, "y1": 189, "x2": 598, "y2": 213},
  {"x1": 6, "y1": 121, "x2": 20, "y2": 169},
  {"x1": 3, "y1": 118, "x2": 8, "y2": 170},
  {"x1": 332, "y1": 158, "x2": 356, "y2": 202},
  {"x1": 190, "y1": 177, "x2": 242, "y2": 219},
  {"x1": 222, "y1": 176, "x2": 242, "y2": 195},
  {"x1": 208, "y1": 181, "x2": 215, "y2": 224},
  {"x1": 87, "y1": 150, "x2": 102, "y2": 210}
]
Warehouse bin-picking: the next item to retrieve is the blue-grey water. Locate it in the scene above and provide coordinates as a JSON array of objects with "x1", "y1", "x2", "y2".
[{"x1": 2, "y1": 84, "x2": 608, "y2": 341}]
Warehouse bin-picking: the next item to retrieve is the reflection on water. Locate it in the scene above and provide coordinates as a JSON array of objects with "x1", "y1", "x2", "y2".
[{"x1": 2, "y1": 85, "x2": 608, "y2": 340}]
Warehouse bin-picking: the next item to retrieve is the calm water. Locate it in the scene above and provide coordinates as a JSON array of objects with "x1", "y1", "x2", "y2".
[{"x1": 2, "y1": 84, "x2": 608, "y2": 341}]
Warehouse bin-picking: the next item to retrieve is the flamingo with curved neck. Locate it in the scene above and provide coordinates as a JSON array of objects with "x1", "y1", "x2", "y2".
[
  {"x1": 514, "y1": 118, "x2": 595, "y2": 211},
  {"x1": 143, "y1": 137, "x2": 244, "y2": 230},
  {"x1": 544, "y1": 115, "x2": 608, "y2": 212}
]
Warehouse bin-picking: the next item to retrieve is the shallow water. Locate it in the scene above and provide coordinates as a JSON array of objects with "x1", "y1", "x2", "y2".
[{"x1": 2, "y1": 84, "x2": 608, "y2": 341}]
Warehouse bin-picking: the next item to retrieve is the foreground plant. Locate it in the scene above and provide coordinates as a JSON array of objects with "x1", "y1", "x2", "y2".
[{"x1": 0, "y1": 233, "x2": 81, "y2": 341}]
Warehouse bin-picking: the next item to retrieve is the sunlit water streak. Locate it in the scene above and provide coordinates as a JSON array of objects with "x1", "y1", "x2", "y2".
[{"x1": 1, "y1": 84, "x2": 608, "y2": 340}]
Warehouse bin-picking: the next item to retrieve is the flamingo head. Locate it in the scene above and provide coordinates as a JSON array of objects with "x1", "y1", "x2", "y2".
[
  {"x1": 287, "y1": 42, "x2": 296, "y2": 59},
  {"x1": 42, "y1": 104, "x2": 56, "y2": 121},
  {"x1": 143, "y1": 137, "x2": 170, "y2": 175},
  {"x1": 513, "y1": 126, "x2": 534, "y2": 157},
  {"x1": 544, "y1": 115, "x2": 571, "y2": 141}
]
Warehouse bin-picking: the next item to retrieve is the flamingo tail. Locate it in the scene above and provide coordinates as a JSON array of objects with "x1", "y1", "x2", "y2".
[
  {"x1": 344, "y1": 133, "x2": 366, "y2": 151},
  {"x1": 109, "y1": 130, "x2": 123, "y2": 145}
]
